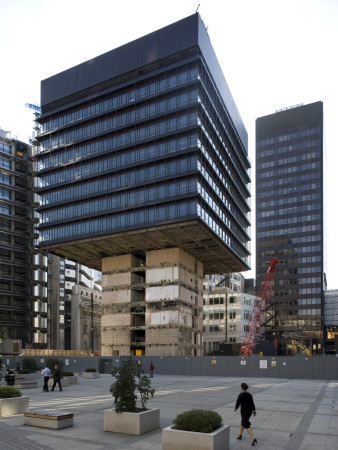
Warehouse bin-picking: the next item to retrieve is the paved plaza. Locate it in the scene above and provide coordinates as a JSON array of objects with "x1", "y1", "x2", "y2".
[{"x1": 1, "y1": 374, "x2": 338, "y2": 449}]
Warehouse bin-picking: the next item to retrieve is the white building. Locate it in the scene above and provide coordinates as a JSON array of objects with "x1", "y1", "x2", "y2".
[{"x1": 203, "y1": 286, "x2": 256, "y2": 354}]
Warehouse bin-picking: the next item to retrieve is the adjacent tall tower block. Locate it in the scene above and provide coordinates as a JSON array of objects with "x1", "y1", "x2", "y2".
[
  {"x1": 35, "y1": 13, "x2": 251, "y2": 355},
  {"x1": 256, "y1": 102, "x2": 324, "y2": 355}
]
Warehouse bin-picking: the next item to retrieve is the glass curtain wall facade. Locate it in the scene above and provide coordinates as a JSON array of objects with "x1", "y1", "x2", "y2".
[
  {"x1": 256, "y1": 102, "x2": 324, "y2": 355},
  {"x1": 34, "y1": 13, "x2": 251, "y2": 275}
]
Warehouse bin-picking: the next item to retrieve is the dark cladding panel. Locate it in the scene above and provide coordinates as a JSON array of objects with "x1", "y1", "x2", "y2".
[
  {"x1": 40, "y1": 13, "x2": 247, "y2": 152},
  {"x1": 41, "y1": 14, "x2": 199, "y2": 107}
]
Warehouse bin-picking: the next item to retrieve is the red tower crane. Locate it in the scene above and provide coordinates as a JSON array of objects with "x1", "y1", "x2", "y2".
[{"x1": 239, "y1": 257, "x2": 278, "y2": 356}]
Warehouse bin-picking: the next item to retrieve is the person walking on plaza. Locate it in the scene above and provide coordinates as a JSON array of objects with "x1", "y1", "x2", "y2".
[
  {"x1": 234, "y1": 382, "x2": 257, "y2": 446},
  {"x1": 41, "y1": 365, "x2": 51, "y2": 392},
  {"x1": 149, "y1": 361, "x2": 155, "y2": 378},
  {"x1": 51, "y1": 364, "x2": 62, "y2": 391}
]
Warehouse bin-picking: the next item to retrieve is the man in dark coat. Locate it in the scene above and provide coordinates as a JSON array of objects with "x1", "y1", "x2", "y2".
[
  {"x1": 51, "y1": 364, "x2": 62, "y2": 391},
  {"x1": 5, "y1": 369, "x2": 15, "y2": 386}
]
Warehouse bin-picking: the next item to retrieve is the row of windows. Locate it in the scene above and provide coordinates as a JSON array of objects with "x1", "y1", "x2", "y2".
[
  {"x1": 0, "y1": 142, "x2": 10, "y2": 154},
  {"x1": 258, "y1": 235, "x2": 321, "y2": 254},
  {"x1": 257, "y1": 140, "x2": 321, "y2": 161},
  {"x1": 39, "y1": 112, "x2": 197, "y2": 187},
  {"x1": 257, "y1": 183, "x2": 321, "y2": 199},
  {"x1": 197, "y1": 84, "x2": 250, "y2": 210},
  {"x1": 199, "y1": 142, "x2": 248, "y2": 230},
  {"x1": 257, "y1": 214, "x2": 321, "y2": 229},
  {"x1": 198, "y1": 205, "x2": 234, "y2": 256},
  {"x1": 39, "y1": 143, "x2": 196, "y2": 206},
  {"x1": 40, "y1": 151, "x2": 196, "y2": 190},
  {"x1": 39, "y1": 200, "x2": 197, "y2": 243},
  {"x1": 277, "y1": 276, "x2": 321, "y2": 284},
  {"x1": 199, "y1": 183, "x2": 231, "y2": 230},
  {"x1": 258, "y1": 193, "x2": 321, "y2": 208},
  {"x1": 38, "y1": 133, "x2": 196, "y2": 172},
  {"x1": 40, "y1": 90, "x2": 197, "y2": 152},
  {"x1": 259, "y1": 256, "x2": 322, "y2": 268},
  {"x1": 259, "y1": 171, "x2": 320, "y2": 189},
  {"x1": 257, "y1": 127, "x2": 321, "y2": 148},
  {"x1": 273, "y1": 287, "x2": 322, "y2": 296},
  {"x1": 274, "y1": 319, "x2": 321, "y2": 327},
  {"x1": 296, "y1": 298, "x2": 321, "y2": 305},
  {"x1": 257, "y1": 224, "x2": 321, "y2": 238},
  {"x1": 297, "y1": 256, "x2": 322, "y2": 264},
  {"x1": 200, "y1": 204, "x2": 248, "y2": 262},
  {"x1": 40, "y1": 178, "x2": 197, "y2": 223},
  {"x1": 0, "y1": 187, "x2": 10, "y2": 200},
  {"x1": 0, "y1": 173, "x2": 10, "y2": 185},
  {"x1": 259, "y1": 161, "x2": 321, "y2": 179},
  {"x1": 203, "y1": 297, "x2": 225, "y2": 305},
  {"x1": 199, "y1": 157, "x2": 249, "y2": 229},
  {"x1": 199, "y1": 116, "x2": 250, "y2": 214},
  {"x1": 41, "y1": 67, "x2": 198, "y2": 133},
  {"x1": 258, "y1": 203, "x2": 321, "y2": 218},
  {"x1": 0, "y1": 205, "x2": 10, "y2": 215},
  {"x1": 294, "y1": 266, "x2": 321, "y2": 274},
  {"x1": 0, "y1": 156, "x2": 11, "y2": 169},
  {"x1": 205, "y1": 312, "x2": 224, "y2": 320}
]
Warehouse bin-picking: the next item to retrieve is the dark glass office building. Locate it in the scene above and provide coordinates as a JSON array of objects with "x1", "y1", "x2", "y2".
[
  {"x1": 35, "y1": 13, "x2": 251, "y2": 275},
  {"x1": 0, "y1": 131, "x2": 47, "y2": 348},
  {"x1": 256, "y1": 102, "x2": 324, "y2": 355}
]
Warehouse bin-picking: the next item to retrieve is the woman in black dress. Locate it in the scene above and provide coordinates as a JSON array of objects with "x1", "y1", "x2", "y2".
[{"x1": 234, "y1": 382, "x2": 257, "y2": 446}]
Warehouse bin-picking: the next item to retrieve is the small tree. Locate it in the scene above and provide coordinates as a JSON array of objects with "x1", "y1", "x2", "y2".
[
  {"x1": 22, "y1": 358, "x2": 39, "y2": 373},
  {"x1": 135, "y1": 363, "x2": 155, "y2": 410},
  {"x1": 110, "y1": 359, "x2": 155, "y2": 412},
  {"x1": 110, "y1": 359, "x2": 137, "y2": 412},
  {"x1": 46, "y1": 358, "x2": 65, "y2": 374}
]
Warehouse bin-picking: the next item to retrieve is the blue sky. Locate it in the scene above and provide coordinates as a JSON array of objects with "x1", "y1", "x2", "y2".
[{"x1": 1, "y1": 0, "x2": 337, "y2": 287}]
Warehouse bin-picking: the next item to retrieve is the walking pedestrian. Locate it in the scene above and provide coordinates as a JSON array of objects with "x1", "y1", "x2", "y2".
[
  {"x1": 149, "y1": 361, "x2": 155, "y2": 378},
  {"x1": 41, "y1": 365, "x2": 51, "y2": 392},
  {"x1": 234, "y1": 382, "x2": 257, "y2": 446},
  {"x1": 51, "y1": 364, "x2": 62, "y2": 391}
]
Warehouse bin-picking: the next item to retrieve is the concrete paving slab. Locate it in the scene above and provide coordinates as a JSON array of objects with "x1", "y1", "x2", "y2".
[{"x1": 1, "y1": 374, "x2": 338, "y2": 449}]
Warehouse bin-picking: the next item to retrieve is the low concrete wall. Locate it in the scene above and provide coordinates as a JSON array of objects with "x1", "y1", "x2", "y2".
[{"x1": 3, "y1": 355, "x2": 338, "y2": 379}]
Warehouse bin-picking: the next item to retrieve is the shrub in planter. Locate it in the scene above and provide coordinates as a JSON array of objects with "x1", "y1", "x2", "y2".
[
  {"x1": 85, "y1": 368, "x2": 97, "y2": 372},
  {"x1": 110, "y1": 360, "x2": 155, "y2": 412},
  {"x1": 18, "y1": 369, "x2": 32, "y2": 375},
  {"x1": 22, "y1": 358, "x2": 39, "y2": 373},
  {"x1": 172, "y1": 409, "x2": 222, "y2": 433},
  {"x1": 0, "y1": 386, "x2": 22, "y2": 399},
  {"x1": 62, "y1": 371, "x2": 74, "y2": 377}
]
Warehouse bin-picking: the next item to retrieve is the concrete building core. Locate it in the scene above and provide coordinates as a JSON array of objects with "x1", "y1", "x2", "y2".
[{"x1": 101, "y1": 248, "x2": 203, "y2": 356}]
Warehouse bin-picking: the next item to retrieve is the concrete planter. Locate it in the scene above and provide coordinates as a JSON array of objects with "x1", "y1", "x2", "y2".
[
  {"x1": 67, "y1": 375, "x2": 78, "y2": 384},
  {"x1": 16, "y1": 373, "x2": 37, "y2": 381},
  {"x1": 48, "y1": 377, "x2": 70, "y2": 387},
  {"x1": 82, "y1": 372, "x2": 99, "y2": 379},
  {"x1": 0, "y1": 396, "x2": 29, "y2": 417},
  {"x1": 162, "y1": 424, "x2": 230, "y2": 450},
  {"x1": 104, "y1": 408, "x2": 160, "y2": 435}
]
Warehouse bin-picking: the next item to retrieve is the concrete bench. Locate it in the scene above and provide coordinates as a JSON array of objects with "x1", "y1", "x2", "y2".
[{"x1": 24, "y1": 410, "x2": 74, "y2": 429}]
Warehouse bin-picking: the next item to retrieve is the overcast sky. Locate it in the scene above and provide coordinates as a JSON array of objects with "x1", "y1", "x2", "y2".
[{"x1": 1, "y1": 0, "x2": 337, "y2": 287}]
